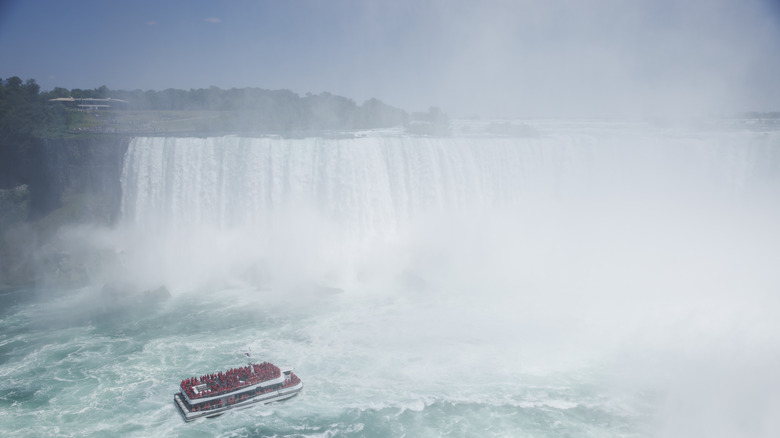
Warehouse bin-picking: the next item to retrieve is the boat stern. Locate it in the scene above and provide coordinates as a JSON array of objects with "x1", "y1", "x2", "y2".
[{"x1": 174, "y1": 393, "x2": 195, "y2": 422}]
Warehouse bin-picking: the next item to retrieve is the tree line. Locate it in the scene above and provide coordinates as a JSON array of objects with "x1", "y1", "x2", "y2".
[
  {"x1": 13, "y1": 77, "x2": 409, "y2": 131},
  {"x1": 7, "y1": 78, "x2": 410, "y2": 133},
  {"x1": 0, "y1": 77, "x2": 74, "y2": 139}
]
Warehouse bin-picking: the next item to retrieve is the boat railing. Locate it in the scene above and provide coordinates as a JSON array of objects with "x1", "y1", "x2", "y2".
[{"x1": 180, "y1": 362, "x2": 282, "y2": 400}]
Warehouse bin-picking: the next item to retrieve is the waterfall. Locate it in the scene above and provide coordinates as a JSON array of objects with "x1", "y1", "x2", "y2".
[
  {"x1": 121, "y1": 136, "x2": 563, "y2": 233},
  {"x1": 121, "y1": 129, "x2": 778, "y2": 231},
  {"x1": 117, "y1": 124, "x2": 780, "y2": 291}
]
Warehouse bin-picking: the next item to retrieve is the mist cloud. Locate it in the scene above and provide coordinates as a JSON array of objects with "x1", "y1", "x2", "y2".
[
  {"x1": 3, "y1": 0, "x2": 778, "y2": 118},
  {"x1": 392, "y1": 0, "x2": 780, "y2": 117}
]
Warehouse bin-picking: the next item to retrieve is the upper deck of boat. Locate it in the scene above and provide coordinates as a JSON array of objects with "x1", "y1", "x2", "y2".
[{"x1": 179, "y1": 362, "x2": 288, "y2": 404}]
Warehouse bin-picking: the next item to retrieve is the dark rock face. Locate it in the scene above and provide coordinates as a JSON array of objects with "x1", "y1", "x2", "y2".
[
  {"x1": 0, "y1": 185, "x2": 30, "y2": 230},
  {"x1": 37, "y1": 136, "x2": 131, "y2": 224},
  {"x1": 1, "y1": 135, "x2": 130, "y2": 224},
  {"x1": 0, "y1": 135, "x2": 131, "y2": 287}
]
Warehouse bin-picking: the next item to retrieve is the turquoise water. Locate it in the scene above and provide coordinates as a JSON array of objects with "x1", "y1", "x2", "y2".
[
  {"x1": 0, "y1": 284, "x2": 655, "y2": 437},
  {"x1": 2, "y1": 122, "x2": 779, "y2": 436}
]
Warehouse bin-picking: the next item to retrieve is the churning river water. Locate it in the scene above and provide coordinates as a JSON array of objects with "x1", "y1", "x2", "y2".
[{"x1": 1, "y1": 120, "x2": 779, "y2": 437}]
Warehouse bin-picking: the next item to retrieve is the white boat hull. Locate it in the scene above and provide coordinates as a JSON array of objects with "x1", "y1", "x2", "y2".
[{"x1": 174, "y1": 381, "x2": 303, "y2": 422}]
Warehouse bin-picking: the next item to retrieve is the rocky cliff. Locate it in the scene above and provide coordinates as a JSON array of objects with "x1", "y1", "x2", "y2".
[{"x1": 0, "y1": 135, "x2": 130, "y2": 287}]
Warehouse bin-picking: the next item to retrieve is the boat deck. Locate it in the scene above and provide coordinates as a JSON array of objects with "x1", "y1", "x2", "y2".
[{"x1": 174, "y1": 381, "x2": 303, "y2": 422}]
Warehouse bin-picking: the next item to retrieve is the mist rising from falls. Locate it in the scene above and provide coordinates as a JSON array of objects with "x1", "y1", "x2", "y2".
[
  {"x1": 117, "y1": 127, "x2": 779, "y2": 293},
  {"x1": 112, "y1": 126, "x2": 780, "y2": 435},
  {"x1": 9, "y1": 123, "x2": 778, "y2": 436}
]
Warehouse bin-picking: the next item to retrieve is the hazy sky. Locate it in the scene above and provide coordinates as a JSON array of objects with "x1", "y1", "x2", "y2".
[{"x1": 1, "y1": 0, "x2": 779, "y2": 117}]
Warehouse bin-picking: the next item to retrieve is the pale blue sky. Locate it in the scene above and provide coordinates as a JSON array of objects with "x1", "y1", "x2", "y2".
[{"x1": 1, "y1": 0, "x2": 779, "y2": 117}]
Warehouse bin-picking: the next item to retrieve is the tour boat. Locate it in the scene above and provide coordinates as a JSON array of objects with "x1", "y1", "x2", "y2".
[{"x1": 173, "y1": 361, "x2": 303, "y2": 422}]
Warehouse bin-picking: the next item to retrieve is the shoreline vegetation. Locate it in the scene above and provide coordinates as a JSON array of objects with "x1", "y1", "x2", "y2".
[
  {"x1": 2, "y1": 76, "x2": 776, "y2": 142},
  {"x1": 0, "y1": 76, "x2": 463, "y2": 142},
  {"x1": 0, "y1": 77, "x2": 420, "y2": 138}
]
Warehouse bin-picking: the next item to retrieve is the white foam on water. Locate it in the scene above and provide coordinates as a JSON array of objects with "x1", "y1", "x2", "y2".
[{"x1": 2, "y1": 121, "x2": 779, "y2": 436}]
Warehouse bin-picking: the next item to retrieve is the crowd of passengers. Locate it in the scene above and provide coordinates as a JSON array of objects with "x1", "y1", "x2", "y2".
[
  {"x1": 180, "y1": 362, "x2": 281, "y2": 399},
  {"x1": 186, "y1": 372, "x2": 301, "y2": 412}
]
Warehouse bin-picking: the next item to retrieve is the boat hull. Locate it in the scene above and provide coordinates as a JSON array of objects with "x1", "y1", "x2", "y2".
[{"x1": 174, "y1": 382, "x2": 303, "y2": 422}]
